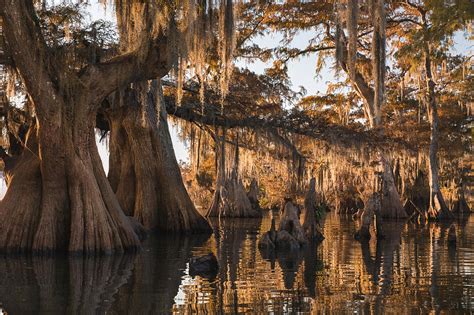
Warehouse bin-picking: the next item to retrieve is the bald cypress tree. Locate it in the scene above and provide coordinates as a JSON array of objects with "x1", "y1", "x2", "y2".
[{"x1": 0, "y1": 0, "x2": 234, "y2": 254}]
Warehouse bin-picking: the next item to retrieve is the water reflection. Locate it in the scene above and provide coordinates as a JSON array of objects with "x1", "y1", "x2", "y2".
[
  {"x1": 0, "y1": 212, "x2": 473, "y2": 314},
  {"x1": 0, "y1": 254, "x2": 134, "y2": 314},
  {"x1": 110, "y1": 235, "x2": 209, "y2": 314}
]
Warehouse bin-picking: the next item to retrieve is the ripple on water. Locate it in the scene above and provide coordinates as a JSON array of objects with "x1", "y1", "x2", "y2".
[{"x1": 0, "y1": 212, "x2": 473, "y2": 313}]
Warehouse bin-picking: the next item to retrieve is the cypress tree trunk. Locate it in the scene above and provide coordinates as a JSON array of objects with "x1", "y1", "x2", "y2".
[
  {"x1": 206, "y1": 132, "x2": 261, "y2": 218},
  {"x1": 0, "y1": 126, "x2": 42, "y2": 252},
  {"x1": 355, "y1": 193, "x2": 382, "y2": 240},
  {"x1": 302, "y1": 178, "x2": 324, "y2": 241},
  {"x1": 1, "y1": 1, "x2": 171, "y2": 254},
  {"x1": 380, "y1": 157, "x2": 407, "y2": 219},
  {"x1": 247, "y1": 178, "x2": 261, "y2": 210},
  {"x1": 424, "y1": 47, "x2": 452, "y2": 220},
  {"x1": 108, "y1": 87, "x2": 210, "y2": 232},
  {"x1": 336, "y1": 1, "x2": 405, "y2": 222},
  {"x1": 0, "y1": 103, "x2": 141, "y2": 254},
  {"x1": 207, "y1": 127, "x2": 227, "y2": 217}
]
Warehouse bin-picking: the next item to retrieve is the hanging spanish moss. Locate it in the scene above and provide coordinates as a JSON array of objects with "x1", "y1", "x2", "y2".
[{"x1": 113, "y1": 0, "x2": 237, "y2": 108}]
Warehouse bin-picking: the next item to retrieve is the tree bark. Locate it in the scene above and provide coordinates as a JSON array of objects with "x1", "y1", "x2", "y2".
[
  {"x1": 355, "y1": 193, "x2": 382, "y2": 240},
  {"x1": 206, "y1": 130, "x2": 261, "y2": 218},
  {"x1": 452, "y1": 181, "x2": 471, "y2": 214},
  {"x1": 247, "y1": 178, "x2": 260, "y2": 210},
  {"x1": 0, "y1": 126, "x2": 42, "y2": 252},
  {"x1": 302, "y1": 178, "x2": 324, "y2": 241},
  {"x1": 0, "y1": 112, "x2": 141, "y2": 254},
  {"x1": 424, "y1": 47, "x2": 453, "y2": 220},
  {"x1": 1, "y1": 1, "x2": 171, "y2": 254},
  {"x1": 108, "y1": 86, "x2": 210, "y2": 232},
  {"x1": 380, "y1": 157, "x2": 407, "y2": 219}
]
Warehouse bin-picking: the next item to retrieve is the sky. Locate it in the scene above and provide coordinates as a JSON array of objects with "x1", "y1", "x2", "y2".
[{"x1": 0, "y1": 3, "x2": 472, "y2": 200}]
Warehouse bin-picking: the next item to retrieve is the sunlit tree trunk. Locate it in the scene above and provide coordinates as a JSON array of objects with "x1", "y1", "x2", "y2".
[
  {"x1": 302, "y1": 178, "x2": 324, "y2": 241},
  {"x1": 0, "y1": 99, "x2": 141, "y2": 254},
  {"x1": 206, "y1": 131, "x2": 261, "y2": 218},
  {"x1": 107, "y1": 85, "x2": 210, "y2": 232},
  {"x1": 339, "y1": 0, "x2": 406, "y2": 238},
  {"x1": 0, "y1": 1, "x2": 169, "y2": 254},
  {"x1": 424, "y1": 46, "x2": 452, "y2": 220}
]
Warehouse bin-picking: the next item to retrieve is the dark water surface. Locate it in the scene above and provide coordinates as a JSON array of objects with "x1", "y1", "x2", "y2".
[{"x1": 0, "y1": 212, "x2": 473, "y2": 314}]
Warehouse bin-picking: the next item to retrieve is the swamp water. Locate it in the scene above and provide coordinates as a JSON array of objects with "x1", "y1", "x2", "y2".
[{"x1": 0, "y1": 212, "x2": 473, "y2": 314}]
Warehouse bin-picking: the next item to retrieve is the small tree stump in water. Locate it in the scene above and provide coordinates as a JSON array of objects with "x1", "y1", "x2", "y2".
[
  {"x1": 247, "y1": 178, "x2": 261, "y2": 210},
  {"x1": 354, "y1": 193, "x2": 382, "y2": 241},
  {"x1": 259, "y1": 201, "x2": 307, "y2": 250},
  {"x1": 279, "y1": 201, "x2": 307, "y2": 245}
]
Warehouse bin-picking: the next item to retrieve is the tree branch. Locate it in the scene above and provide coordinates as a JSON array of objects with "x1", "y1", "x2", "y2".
[
  {"x1": 164, "y1": 95, "x2": 416, "y2": 156},
  {"x1": 1, "y1": 0, "x2": 60, "y2": 112},
  {"x1": 80, "y1": 34, "x2": 171, "y2": 105}
]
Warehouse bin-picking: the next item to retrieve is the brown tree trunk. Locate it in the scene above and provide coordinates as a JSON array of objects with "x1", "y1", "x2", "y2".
[
  {"x1": 247, "y1": 178, "x2": 260, "y2": 210},
  {"x1": 0, "y1": 126, "x2": 42, "y2": 252},
  {"x1": 355, "y1": 193, "x2": 382, "y2": 240},
  {"x1": 452, "y1": 181, "x2": 471, "y2": 214},
  {"x1": 424, "y1": 48, "x2": 453, "y2": 220},
  {"x1": 380, "y1": 157, "x2": 407, "y2": 219},
  {"x1": 0, "y1": 103, "x2": 141, "y2": 254},
  {"x1": 302, "y1": 178, "x2": 324, "y2": 241},
  {"x1": 336, "y1": 5, "x2": 405, "y2": 229},
  {"x1": 1, "y1": 0, "x2": 172, "y2": 254},
  {"x1": 108, "y1": 87, "x2": 210, "y2": 232},
  {"x1": 206, "y1": 131, "x2": 261, "y2": 218},
  {"x1": 355, "y1": 201, "x2": 374, "y2": 240}
]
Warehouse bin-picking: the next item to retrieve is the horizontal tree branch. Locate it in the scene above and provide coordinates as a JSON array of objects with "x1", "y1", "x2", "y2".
[{"x1": 80, "y1": 35, "x2": 171, "y2": 105}]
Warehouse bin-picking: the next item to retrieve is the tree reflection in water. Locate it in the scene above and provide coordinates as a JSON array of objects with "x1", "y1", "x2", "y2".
[
  {"x1": 0, "y1": 254, "x2": 134, "y2": 314},
  {"x1": 0, "y1": 212, "x2": 472, "y2": 313}
]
